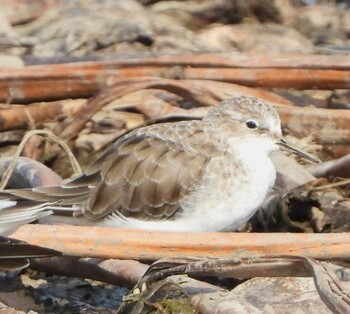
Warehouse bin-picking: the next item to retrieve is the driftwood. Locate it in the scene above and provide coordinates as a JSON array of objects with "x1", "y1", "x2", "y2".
[
  {"x1": 26, "y1": 54, "x2": 350, "y2": 70},
  {"x1": 308, "y1": 153, "x2": 350, "y2": 179},
  {"x1": 119, "y1": 256, "x2": 350, "y2": 314},
  {"x1": 11, "y1": 224, "x2": 350, "y2": 261},
  {"x1": 30, "y1": 257, "x2": 148, "y2": 289},
  {"x1": 0, "y1": 54, "x2": 349, "y2": 102}
]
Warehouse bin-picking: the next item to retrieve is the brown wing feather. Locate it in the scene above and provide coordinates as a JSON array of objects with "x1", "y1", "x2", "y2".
[
  {"x1": 80, "y1": 121, "x2": 221, "y2": 221},
  {"x1": 0, "y1": 236, "x2": 61, "y2": 270}
]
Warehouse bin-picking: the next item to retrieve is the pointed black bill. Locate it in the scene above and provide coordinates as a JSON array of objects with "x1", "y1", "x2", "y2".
[{"x1": 277, "y1": 139, "x2": 320, "y2": 163}]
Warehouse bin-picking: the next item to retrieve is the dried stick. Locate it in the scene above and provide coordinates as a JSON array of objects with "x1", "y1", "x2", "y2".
[
  {"x1": 1, "y1": 57, "x2": 350, "y2": 102},
  {"x1": 11, "y1": 224, "x2": 350, "y2": 261},
  {"x1": 26, "y1": 54, "x2": 350, "y2": 70}
]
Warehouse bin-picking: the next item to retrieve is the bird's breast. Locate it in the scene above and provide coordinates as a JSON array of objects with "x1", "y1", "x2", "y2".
[{"x1": 180, "y1": 153, "x2": 276, "y2": 231}]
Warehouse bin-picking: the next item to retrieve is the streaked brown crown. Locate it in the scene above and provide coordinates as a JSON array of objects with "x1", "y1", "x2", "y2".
[{"x1": 204, "y1": 96, "x2": 282, "y2": 138}]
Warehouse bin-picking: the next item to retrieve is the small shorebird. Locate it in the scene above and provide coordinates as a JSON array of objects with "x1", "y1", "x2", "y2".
[{"x1": 1, "y1": 96, "x2": 317, "y2": 232}]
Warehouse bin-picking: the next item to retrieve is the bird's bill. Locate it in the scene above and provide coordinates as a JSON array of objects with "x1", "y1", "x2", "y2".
[{"x1": 277, "y1": 139, "x2": 320, "y2": 163}]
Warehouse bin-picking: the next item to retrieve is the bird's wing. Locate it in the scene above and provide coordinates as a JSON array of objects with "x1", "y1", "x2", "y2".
[
  {"x1": 0, "y1": 201, "x2": 52, "y2": 236},
  {"x1": 73, "y1": 121, "x2": 222, "y2": 221},
  {"x1": 0, "y1": 236, "x2": 61, "y2": 270}
]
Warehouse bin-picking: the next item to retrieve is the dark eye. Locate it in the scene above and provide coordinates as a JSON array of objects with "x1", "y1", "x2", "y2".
[{"x1": 245, "y1": 120, "x2": 258, "y2": 129}]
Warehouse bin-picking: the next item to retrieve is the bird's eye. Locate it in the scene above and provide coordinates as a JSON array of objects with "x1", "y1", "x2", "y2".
[{"x1": 245, "y1": 120, "x2": 258, "y2": 129}]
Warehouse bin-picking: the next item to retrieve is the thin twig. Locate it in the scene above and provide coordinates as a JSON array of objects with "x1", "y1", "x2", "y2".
[
  {"x1": 308, "y1": 178, "x2": 350, "y2": 191},
  {"x1": 0, "y1": 130, "x2": 81, "y2": 190}
]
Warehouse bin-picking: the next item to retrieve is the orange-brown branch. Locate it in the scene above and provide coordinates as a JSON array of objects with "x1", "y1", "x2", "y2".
[
  {"x1": 11, "y1": 224, "x2": 350, "y2": 261},
  {"x1": 1, "y1": 55, "x2": 350, "y2": 102}
]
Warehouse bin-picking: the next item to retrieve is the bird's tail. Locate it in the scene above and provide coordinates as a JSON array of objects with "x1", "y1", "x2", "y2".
[
  {"x1": 0, "y1": 175, "x2": 97, "y2": 228},
  {"x1": 0, "y1": 235, "x2": 61, "y2": 270},
  {"x1": 0, "y1": 197, "x2": 54, "y2": 236}
]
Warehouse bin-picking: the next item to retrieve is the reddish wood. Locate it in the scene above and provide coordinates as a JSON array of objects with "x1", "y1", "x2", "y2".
[
  {"x1": 11, "y1": 224, "x2": 350, "y2": 261},
  {"x1": 0, "y1": 55, "x2": 349, "y2": 102},
  {"x1": 26, "y1": 54, "x2": 350, "y2": 70}
]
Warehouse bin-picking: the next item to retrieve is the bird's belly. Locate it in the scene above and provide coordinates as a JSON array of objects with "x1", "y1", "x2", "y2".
[{"x1": 181, "y1": 156, "x2": 276, "y2": 231}]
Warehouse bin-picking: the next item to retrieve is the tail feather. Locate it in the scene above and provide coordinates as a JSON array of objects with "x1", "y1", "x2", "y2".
[
  {"x1": 3, "y1": 188, "x2": 88, "y2": 203},
  {"x1": 0, "y1": 259, "x2": 30, "y2": 270},
  {"x1": 34, "y1": 185, "x2": 91, "y2": 197},
  {"x1": 1, "y1": 202, "x2": 59, "y2": 230},
  {"x1": 0, "y1": 185, "x2": 90, "y2": 220},
  {"x1": 0, "y1": 236, "x2": 61, "y2": 270},
  {"x1": 0, "y1": 172, "x2": 100, "y2": 233}
]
